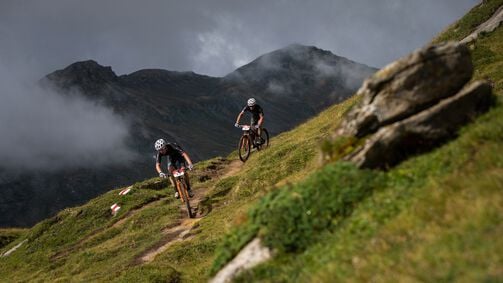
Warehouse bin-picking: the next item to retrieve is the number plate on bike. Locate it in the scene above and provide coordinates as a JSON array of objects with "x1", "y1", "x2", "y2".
[
  {"x1": 242, "y1": 126, "x2": 250, "y2": 131},
  {"x1": 173, "y1": 171, "x2": 184, "y2": 177}
]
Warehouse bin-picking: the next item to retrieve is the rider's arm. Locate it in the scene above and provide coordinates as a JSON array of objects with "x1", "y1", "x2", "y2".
[
  {"x1": 155, "y1": 152, "x2": 163, "y2": 173},
  {"x1": 258, "y1": 113, "x2": 264, "y2": 127},
  {"x1": 235, "y1": 111, "x2": 244, "y2": 125},
  {"x1": 156, "y1": 162, "x2": 163, "y2": 174},
  {"x1": 182, "y1": 152, "x2": 193, "y2": 166}
]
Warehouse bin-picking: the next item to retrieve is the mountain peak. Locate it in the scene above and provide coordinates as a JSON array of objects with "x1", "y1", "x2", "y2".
[
  {"x1": 59, "y1": 60, "x2": 117, "y2": 79},
  {"x1": 45, "y1": 60, "x2": 118, "y2": 90},
  {"x1": 224, "y1": 44, "x2": 375, "y2": 87}
]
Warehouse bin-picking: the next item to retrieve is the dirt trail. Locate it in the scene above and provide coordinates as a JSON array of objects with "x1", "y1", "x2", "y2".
[
  {"x1": 221, "y1": 159, "x2": 243, "y2": 178},
  {"x1": 137, "y1": 217, "x2": 200, "y2": 263},
  {"x1": 135, "y1": 158, "x2": 243, "y2": 264}
]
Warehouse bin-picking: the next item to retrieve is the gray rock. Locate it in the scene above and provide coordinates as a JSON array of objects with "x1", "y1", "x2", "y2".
[
  {"x1": 210, "y1": 238, "x2": 271, "y2": 283},
  {"x1": 345, "y1": 81, "x2": 492, "y2": 169},
  {"x1": 460, "y1": 5, "x2": 503, "y2": 44},
  {"x1": 339, "y1": 42, "x2": 473, "y2": 138}
]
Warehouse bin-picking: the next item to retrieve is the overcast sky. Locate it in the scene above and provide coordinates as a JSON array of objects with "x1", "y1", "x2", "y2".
[
  {"x1": 0, "y1": 0, "x2": 480, "y2": 171},
  {"x1": 1, "y1": 0, "x2": 478, "y2": 78}
]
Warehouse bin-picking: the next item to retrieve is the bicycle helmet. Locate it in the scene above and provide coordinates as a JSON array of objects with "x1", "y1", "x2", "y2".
[
  {"x1": 247, "y1": 98, "x2": 256, "y2": 106},
  {"x1": 154, "y1": 139, "x2": 167, "y2": 151}
]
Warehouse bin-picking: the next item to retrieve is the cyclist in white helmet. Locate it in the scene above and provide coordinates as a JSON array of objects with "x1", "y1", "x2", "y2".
[
  {"x1": 235, "y1": 98, "x2": 265, "y2": 145},
  {"x1": 154, "y1": 139, "x2": 194, "y2": 198}
]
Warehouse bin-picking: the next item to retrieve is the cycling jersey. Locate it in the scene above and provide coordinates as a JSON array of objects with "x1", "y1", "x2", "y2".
[
  {"x1": 241, "y1": 104, "x2": 264, "y2": 125},
  {"x1": 156, "y1": 143, "x2": 186, "y2": 168}
]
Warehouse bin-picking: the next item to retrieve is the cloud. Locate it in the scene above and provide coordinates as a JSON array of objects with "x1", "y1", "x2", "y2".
[
  {"x1": 0, "y1": 0, "x2": 478, "y2": 78},
  {"x1": 191, "y1": 14, "x2": 257, "y2": 76},
  {"x1": 0, "y1": 63, "x2": 136, "y2": 172},
  {"x1": 267, "y1": 81, "x2": 289, "y2": 95}
]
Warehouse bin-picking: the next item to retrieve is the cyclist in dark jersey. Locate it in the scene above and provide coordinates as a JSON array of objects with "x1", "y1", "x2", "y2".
[
  {"x1": 154, "y1": 139, "x2": 194, "y2": 198},
  {"x1": 234, "y1": 98, "x2": 265, "y2": 144}
]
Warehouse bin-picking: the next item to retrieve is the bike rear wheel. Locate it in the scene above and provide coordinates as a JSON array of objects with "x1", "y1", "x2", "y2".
[
  {"x1": 256, "y1": 128, "x2": 270, "y2": 151},
  {"x1": 238, "y1": 135, "x2": 251, "y2": 162}
]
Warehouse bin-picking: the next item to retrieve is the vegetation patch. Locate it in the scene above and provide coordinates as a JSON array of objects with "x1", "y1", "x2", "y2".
[
  {"x1": 432, "y1": 0, "x2": 503, "y2": 43},
  {"x1": 0, "y1": 228, "x2": 27, "y2": 249}
]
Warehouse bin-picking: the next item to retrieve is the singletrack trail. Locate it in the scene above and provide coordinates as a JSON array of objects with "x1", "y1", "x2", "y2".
[{"x1": 135, "y1": 158, "x2": 244, "y2": 264}]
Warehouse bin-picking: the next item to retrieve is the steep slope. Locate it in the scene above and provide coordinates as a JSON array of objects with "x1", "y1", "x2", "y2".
[
  {"x1": 0, "y1": 95, "x2": 359, "y2": 282},
  {"x1": 210, "y1": 1, "x2": 503, "y2": 281},
  {"x1": 2, "y1": 2, "x2": 502, "y2": 282},
  {"x1": 1, "y1": 44, "x2": 375, "y2": 227}
]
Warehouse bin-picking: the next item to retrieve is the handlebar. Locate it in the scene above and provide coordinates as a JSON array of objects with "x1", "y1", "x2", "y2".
[
  {"x1": 236, "y1": 124, "x2": 260, "y2": 130},
  {"x1": 171, "y1": 167, "x2": 187, "y2": 174}
]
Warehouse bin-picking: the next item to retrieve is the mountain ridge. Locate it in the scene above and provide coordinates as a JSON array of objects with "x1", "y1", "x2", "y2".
[
  {"x1": 1, "y1": 1, "x2": 502, "y2": 281},
  {"x1": 1, "y1": 44, "x2": 376, "y2": 227}
]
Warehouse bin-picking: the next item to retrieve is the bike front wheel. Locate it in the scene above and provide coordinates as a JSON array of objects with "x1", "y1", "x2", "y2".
[{"x1": 238, "y1": 135, "x2": 251, "y2": 162}]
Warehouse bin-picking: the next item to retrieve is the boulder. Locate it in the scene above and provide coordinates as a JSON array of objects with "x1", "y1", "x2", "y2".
[
  {"x1": 345, "y1": 81, "x2": 492, "y2": 168},
  {"x1": 332, "y1": 42, "x2": 493, "y2": 169},
  {"x1": 210, "y1": 238, "x2": 271, "y2": 283},
  {"x1": 338, "y1": 42, "x2": 473, "y2": 138}
]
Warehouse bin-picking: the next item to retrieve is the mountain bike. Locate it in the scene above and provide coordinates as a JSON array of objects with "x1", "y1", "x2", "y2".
[
  {"x1": 172, "y1": 168, "x2": 193, "y2": 218},
  {"x1": 237, "y1": 125, "x2": 269, "y2": 162}
]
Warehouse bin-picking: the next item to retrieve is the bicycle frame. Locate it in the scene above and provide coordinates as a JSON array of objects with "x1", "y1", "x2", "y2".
[
  {"x1": 240, "y1": 125, "x2": 259, "y2": 139},
  {"x1": 171, "y1": 168, "x2": 193, "y2": 218},
  {"x1": 172, "y1": 168, "x2": 187, "y2": 202}
]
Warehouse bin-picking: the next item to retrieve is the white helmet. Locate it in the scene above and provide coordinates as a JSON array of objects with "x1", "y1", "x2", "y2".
[
  {"x1": 154, "y1": 139, "x2": 167, "y2": 151},
  {"x1": 247, "y1": 98, "x2": 256, "y2": 106}
]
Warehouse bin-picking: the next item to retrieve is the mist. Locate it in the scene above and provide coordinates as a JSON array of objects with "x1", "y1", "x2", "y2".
[
  {"x1": 0, "y1": 64, "x2": 136, "y2": 172},
  {"x1": 0, "y1": 0, "x2": 480, "y2": 169}
]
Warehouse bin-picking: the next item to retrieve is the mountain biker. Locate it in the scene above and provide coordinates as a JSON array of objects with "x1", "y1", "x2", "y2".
[
  {"x1": 154, "y1": 139, "x2": 194, "y2": 198},
  {"x1": 234, "y1": 98, "x2": 264, "y2": 145}
]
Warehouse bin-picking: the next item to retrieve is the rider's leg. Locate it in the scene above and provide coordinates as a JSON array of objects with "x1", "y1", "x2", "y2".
[
  {"x1": 251, "y1": 119, "x2": 258, "y2": 145},
  {"x1": 252, "y1": 120, "x2": 263, "y2": 144},
  {"x1": 169, "y1": 176, "x2": 179, "y2": 198},
  {"x1": 184, "y1": 172, "x2": 194, "y2": 197},
  {"x1": 184, "y1": 172, "x2": 192, "y2": 190},
  {"x1": 168, "y1": 164, "x2": 180, "y2": 198},
  {"x1": 176, "y1": 160, "x2": 193, "y2": 197}
]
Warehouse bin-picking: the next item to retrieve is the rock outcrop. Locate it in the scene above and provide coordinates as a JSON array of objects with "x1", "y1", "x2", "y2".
[
  {"x1": 460, "y1": 5, "x2": 503, "y2": 44},
  {"x1": 334, "y1": 42, "x2": 492, "y2": 169},
  {"x1": 210, "y1": 238, "x2": 271, "y2": 283}
]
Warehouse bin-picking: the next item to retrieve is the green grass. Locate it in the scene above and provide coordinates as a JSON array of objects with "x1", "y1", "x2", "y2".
[
  {"x1": 146, "y1": 97, "x2": 360, "y2": 282},
  {"x1": 432, "y1": 0, "x2": 503, "y2": 43},
  {"x1": 0, "y1": 94, "x2": 357, "y2": 282},
  {"x1": 225, "y1": 1, "x2": 503, "y2": 282},
  {"x1": 0, "y1": 228, "x2": 27, "y2": 249},
  {"x1": 0, "y1": 178, "x2": 181, "y2": 282},
  {"x1": 1, "y1": 1, "x2": 502, "y2": 282}
]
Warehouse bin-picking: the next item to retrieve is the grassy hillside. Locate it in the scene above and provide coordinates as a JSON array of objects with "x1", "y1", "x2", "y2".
[
  {"x1": 1, "y1": 1, "x2": 502, "y2": 282},
  {"x1": 0, "y1": 91, "x2": 358, "y2": 281},
  {"x1": 218, "y1": 1, "x2": 503, "y2": 282}
]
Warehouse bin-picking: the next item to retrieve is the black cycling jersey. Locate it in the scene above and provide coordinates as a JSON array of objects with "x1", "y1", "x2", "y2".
[
  {"x1": 155, "y1": 143, "x2": 185, "y2": 167},
  {"x1": 241, "y1": 104, "x2": 264, "y2": 124}
]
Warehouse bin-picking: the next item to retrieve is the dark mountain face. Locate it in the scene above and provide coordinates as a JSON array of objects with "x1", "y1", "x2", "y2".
[{"x1": 1, "y1": 44, "x2": 376, "y2": 227}]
